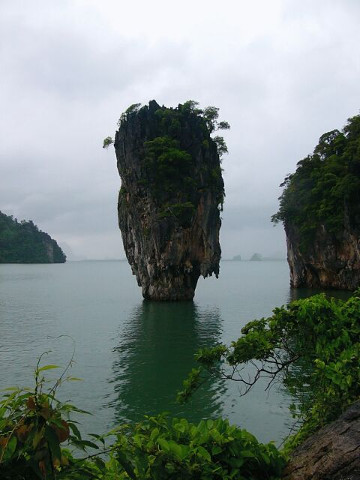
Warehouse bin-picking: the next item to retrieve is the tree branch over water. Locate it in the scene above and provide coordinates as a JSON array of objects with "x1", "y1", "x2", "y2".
[{"x1": 178, "y1": 291, "x2": 360, "y2": 447}]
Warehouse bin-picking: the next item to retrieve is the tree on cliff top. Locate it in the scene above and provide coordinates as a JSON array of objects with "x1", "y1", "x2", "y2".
[
  {"x1": 272, "y1": 113, "x2": 360, "y2": 246},
  {"x1": 103, "y1": 100, "x2": 230, "y2": 159}
]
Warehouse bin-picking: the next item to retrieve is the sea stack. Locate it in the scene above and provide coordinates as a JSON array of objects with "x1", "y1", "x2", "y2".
[
  {"x1": 272, "y1": 114, "x2": 360, "y2": 290},
  {"x1": 114, "y1": 101, "x2": 225, "y2": 300}
]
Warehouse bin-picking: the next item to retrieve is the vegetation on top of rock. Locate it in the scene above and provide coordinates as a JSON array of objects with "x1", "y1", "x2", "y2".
[
  {"x1": 103, "y1": 100, "x2": 230, "y2": 211},
  {"x1": 0, "y1": 211, "x2": 66, "y2": 263},
  {"x1": 113, "y1": 100, "x2": 230, "y2": 159},
  {"x1": 272, "y1": 114, "x2": 360, "y2": 247},
  {"x1": 113, "y1": 100, "x2": 229, "y2": 219}
]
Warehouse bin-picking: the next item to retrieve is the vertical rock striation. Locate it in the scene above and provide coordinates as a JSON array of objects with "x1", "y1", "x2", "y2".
[
  {"x1": 114, "y1": 101, "x2": 225, "y2": 300},
  {"x1": 285, "y1": 221, "x2": 360, "y2": 289}
]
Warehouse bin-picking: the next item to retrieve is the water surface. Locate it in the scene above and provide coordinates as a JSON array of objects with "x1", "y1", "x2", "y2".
[{"x1": 1, "y1": 260, "x2": 297, "y2": 443}]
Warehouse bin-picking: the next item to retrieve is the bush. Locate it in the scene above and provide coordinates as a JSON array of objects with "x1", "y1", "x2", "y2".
[
  {"x1": 179, "y1": 291, "x2": 360, "y2": 450},
  {"x1": 108, "y1": 414, "x2": 286, "y2": 480},
  {"x1": 0, "y1": 359, "x2": 101, "y2": 479},
  {"x1": 0, "y1": 360, "x2": 286, "y2": 479}
]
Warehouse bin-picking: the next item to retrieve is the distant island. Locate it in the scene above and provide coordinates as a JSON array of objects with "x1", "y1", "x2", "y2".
[
  {"x1": 232, "y1": 254, "x2": 242, "y2": 261},
  {"x1": 250, "y1": 253, "x2": 262, "y2": 261},
  {"x1": 0, "y1": 211, "x2": 66, "y2": 263}
]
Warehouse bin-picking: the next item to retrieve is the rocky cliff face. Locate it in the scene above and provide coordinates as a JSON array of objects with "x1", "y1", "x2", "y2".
[
  {"x1": 286, "y1": 221, "x2": 360, "y2": 290},
  {"x1": 114, "y1": 101, "x2": 224, "y2": 300},
  {"x1": 283, "y1": 401, "x2": 360, "y2": 480}
]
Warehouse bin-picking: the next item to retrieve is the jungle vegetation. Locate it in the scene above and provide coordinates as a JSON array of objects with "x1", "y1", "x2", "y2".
[
  {"x1": 272, "y1": 114, "x2": 360, "y2": 248},
  {"x1": 106, "y1": 101, "x2": 228, "y2": 227},
  {"x1": 178, "y1": 291, "x2": 360, "y2": 451},
  {"x1": 0, "y1": 211, "x2": 66, "y2": 263}
]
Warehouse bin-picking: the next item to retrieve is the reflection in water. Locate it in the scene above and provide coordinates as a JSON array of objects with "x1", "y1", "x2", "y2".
[
  {"x1": 288, "y1": 287, "x2": 352, "y2": 303},
  {"x1": 108, "y1": 301, "x2": 225, "y2": 424}
]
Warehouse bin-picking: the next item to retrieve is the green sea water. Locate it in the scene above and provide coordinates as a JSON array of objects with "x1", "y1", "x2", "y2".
[{"x1": 0, "y1": 260, "x2": 314, "y2": 444}]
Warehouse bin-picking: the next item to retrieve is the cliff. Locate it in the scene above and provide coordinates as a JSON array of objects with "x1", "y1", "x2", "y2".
[
  {"x1": 114, "y1": 101, "x2": 225, "y2": 300},
  {"x1": 286, "y1": 221, "x2": 360, "y2": 289},
  {"x1": 0, "y1": 211, "x2": 66, "y2": 263},
  {"x1": 273, "y1": 114, "x2": 360, "y2": 290},
  {"x1": 283, "y1": 401, "x2": 360, "y2": 480}
]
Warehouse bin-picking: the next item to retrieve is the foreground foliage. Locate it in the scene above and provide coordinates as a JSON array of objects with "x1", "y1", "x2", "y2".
[
  {"x1": 2, "y1": 291, "x2": 359, "y2": 478},
  {"x1": 179, "y1": 291, "x2": 360, "y2": 449},
  {"x1": 109, "y1": 415, "x2": 285, "y2": 480},
  {"x1": 0, "y1": 363, "x2": 285, "y2": 479},
  {"x1": 0, "y1": 359, "x2": 100, "y2": 479}
]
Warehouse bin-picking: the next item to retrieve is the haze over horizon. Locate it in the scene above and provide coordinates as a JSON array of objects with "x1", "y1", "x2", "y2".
[{"x1": 1, "y1": 0, "x2": 359, "y2": 261}]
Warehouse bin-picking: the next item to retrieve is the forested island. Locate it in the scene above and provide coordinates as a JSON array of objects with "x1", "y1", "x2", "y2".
[
  {"x1": 107, "y1": 100, "x2": 228, "y2": 301},
  {"x1": 0, "y1": 211, "x2": 66, "y2": 263},
  {"x1": 272, "y1": 114, "x2": 360, "y2": 290}
]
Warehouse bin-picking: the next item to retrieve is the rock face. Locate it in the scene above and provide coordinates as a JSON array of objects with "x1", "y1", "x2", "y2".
[
  {"x1": 114, "y1": 101, "x2": 224, "y2": 300},
  {"x1": 283, "y1": 401, "x2": 360, "y2": 480},
  {"x1": 286, "y1": 221, "x2": 360, "y2": 289}
]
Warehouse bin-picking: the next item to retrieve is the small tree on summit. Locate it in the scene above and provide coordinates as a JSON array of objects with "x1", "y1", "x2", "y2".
[
  {"x1": 103, "y1": 136, "x2": 114, "y2": 149},
  {"x1": 202, "y1": 106, "x2": 230, "y2": 134}
]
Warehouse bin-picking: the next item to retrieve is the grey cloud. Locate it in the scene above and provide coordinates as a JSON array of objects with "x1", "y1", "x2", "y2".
[
  {"x1": 1, "y1": 1, "x2": 359, "y2": 260},
  {"x1": 1, "y1": 19, "x2": 190, "y2": 101}
]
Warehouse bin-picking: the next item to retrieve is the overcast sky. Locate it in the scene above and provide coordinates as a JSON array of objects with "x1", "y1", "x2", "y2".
[{"x1": 1, "y1": 0, "x2": 359, "y2": 260}]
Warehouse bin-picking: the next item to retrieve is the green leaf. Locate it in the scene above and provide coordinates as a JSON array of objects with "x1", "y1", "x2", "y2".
[
  {"x1": 211, "y1": 445, "x2": 222, "y2": 455},
  {"x1": 79, "y1": 439, "x2": 99, "y2": 449},
  {"x1": 158, "y1": 438, "x2": 170, "y2": 452},
  {"x1": 168, "y1": 440, "x2": 182, "y2": 458},
  {"x1": 69, "y1": 422, "x2": 82, "y2": 440},
  {"x1": 45, "y1": 425, "x2": 61, "y2": 461},
  {"x1": 116, "y1": 450, "x2": 136, "y2": 480},
  {"x1": 4, "y1": 435, "x2": 17, "y2": 460},
  {"x1": 150, "y1": 427, "x2": 159, "y2": 441},
  {"x1": 197, "y1": 445, "x2": 211, "y2": 462},
  {"x1": 240, "y1": 449, "x2": 257, "y2": 458},
  {"x1": 37, "y1": 364, "x2": 60, "y2": 372}
]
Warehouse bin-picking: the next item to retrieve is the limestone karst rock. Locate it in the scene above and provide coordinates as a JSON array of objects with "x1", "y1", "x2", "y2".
[
  {"x1": 114, "y1": 101, "x2": 225, "y2": 300},
  {"x1": 285, "y1": 221, "x2": 360, "y2": 289},
  {"x1": 283, "y1": 401, "x2": 360, "y2": 480},
  {"x1": 272, "y1": 114, "x2": 360, "y2": 290}
]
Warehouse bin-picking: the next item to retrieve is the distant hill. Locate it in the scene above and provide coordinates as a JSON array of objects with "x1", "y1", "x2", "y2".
[{"x1": 0, "y1": 211, "x2": 66, "y2": 263}]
